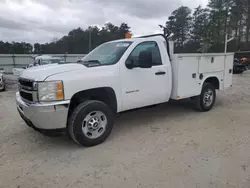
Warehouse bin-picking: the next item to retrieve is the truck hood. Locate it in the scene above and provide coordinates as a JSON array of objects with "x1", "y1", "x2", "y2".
[{"x1": 20, "y1": 63, "x2": 84, "y2": 81}]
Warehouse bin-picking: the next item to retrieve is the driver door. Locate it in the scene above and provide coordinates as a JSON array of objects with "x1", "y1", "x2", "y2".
[{"x1": 120, "y1": 41, "x2": 169, "y2": 111}]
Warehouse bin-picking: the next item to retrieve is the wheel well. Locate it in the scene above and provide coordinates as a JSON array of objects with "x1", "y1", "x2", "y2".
[
  {"x1": 68, "y1": 87, "x2": 117, "y2": 117},
  {"x1": 204, "y1": 77, "x2": 220, "y2": 89}
]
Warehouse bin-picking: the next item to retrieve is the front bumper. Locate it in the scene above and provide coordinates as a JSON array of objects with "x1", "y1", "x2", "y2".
[{"x1": 16, "y1": 92, "x2": 70, "y2": 130}]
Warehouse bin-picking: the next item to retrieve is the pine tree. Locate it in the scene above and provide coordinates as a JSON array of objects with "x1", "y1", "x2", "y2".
[
  {"x1": 166, "y1": 6, "x2": 192, "y2": 46},
  {"x1": 191, "y1": 6, "x2": 209, "y2": 43}
]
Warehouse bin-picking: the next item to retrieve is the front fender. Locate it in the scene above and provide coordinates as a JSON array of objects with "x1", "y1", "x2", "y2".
[{"x1": 46, "y1": 65, "x2": 122, "y2": 112}]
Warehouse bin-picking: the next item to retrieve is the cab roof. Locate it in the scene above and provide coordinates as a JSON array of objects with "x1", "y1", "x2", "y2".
[{"x1": 110, "y1": 35, "x2": 166, "y2": 43}]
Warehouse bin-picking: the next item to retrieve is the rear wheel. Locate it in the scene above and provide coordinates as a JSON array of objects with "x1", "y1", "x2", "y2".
[
  {"x1": 194, "y1": 83, "x2": 216, "y2": 112},
  {"x1": 68, "y1": 100, "x2": 114, "y2": 147}
]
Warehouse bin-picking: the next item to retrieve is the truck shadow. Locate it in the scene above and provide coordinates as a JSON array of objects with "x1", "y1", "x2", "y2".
[{"x1": 110, "y1": 99, "x2": 196, "y2": 138}]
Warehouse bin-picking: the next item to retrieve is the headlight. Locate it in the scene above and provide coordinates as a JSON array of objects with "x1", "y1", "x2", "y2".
[{"x1": 37, "y1": 81, "x2": 64, "y2": 102}]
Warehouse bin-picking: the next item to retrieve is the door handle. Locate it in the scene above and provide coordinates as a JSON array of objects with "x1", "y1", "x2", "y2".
[{"x1": 155, "y1": 71, "x2": 166, "y2": 75}]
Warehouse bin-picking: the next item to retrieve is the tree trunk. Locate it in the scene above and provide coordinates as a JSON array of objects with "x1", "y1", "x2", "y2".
[
  {"x1": 245, "y1": 0, "x2": 250, "y2": 43},
  {"x1": 238, "y1": 18, "x2": 243, "y2": 51},
  {"x1": 224, "y1": 9, "x2": 229, "y2": 43}
]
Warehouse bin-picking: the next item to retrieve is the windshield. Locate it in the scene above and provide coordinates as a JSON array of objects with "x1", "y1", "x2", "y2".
[{"x1": 82, "y1": 41, "x2": 132, "y2": 66}]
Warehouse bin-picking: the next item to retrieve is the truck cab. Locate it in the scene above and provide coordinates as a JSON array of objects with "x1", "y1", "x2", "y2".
[{"x1": 16, "y1": 35, "x2": 233, "y2": 146}]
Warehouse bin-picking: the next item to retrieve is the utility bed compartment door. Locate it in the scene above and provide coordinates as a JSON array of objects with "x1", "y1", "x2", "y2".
[
  {"x1": 223, "y1": 54, "x2": 234, "y2": 89},
  {"x1": 177, "y1": 57, "x2": 200, "y2": 98},
  {"x1": 198, "y1": 56, "x2": 225, "y2": 73},
  {"x1": 171, "y1": 55, "x2": 201, "y2": 99}
]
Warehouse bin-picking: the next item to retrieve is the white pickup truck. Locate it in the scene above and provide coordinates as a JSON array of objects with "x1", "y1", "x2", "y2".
[{"x1": 16, "y1": 34, "x2": 233, "y2": 146}]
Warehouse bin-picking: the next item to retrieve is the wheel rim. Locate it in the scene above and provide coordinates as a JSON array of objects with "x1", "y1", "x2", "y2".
[
  {"x1": 82, "y1": 111, "x2": 107, "y2": 139},
  {"x1": 203, "y1": 89, "x2": 214, "y2": 107}
]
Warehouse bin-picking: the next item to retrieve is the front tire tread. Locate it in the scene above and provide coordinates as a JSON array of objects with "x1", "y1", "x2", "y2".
[{"x1": 68, "y1": 100, "x2": 114, "y2": 147}]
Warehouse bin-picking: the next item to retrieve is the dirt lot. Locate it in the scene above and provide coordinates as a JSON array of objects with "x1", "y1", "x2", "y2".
[{"x1": 1, "y1": 73, "x2": 250, "y2": 188}]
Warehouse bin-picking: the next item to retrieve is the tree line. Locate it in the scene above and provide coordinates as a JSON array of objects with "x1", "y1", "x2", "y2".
[
  {"x1": 0, "y1": 41, "x2": 33, "y2": 54},
  {"x1": 167, "y1": 0, "x2": 250, "y2": 53},
  {"x1": 0, "y1": 0, "x2": 250, "y2": 54},
  {"x1": 0, "y1": 22, "x2": 131, "y2": 54}
]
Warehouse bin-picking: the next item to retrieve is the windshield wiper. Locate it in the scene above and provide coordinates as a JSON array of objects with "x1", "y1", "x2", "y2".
[{"x1": 82, "y1": 60, "x2": 101, "y2": 67}]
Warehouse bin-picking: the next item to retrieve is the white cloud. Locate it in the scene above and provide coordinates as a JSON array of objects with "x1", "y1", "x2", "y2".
[{"x1": 0, "y1": 0, "x2": 209, "y2": 43}]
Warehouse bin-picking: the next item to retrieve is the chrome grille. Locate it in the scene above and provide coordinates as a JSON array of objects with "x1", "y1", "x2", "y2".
[
  {"x1": 20, "y1": 91, "x2": 33, "y2": 101},
  {"x1": 18, "y1": 78, "x2": 36, "y2": 102},
  {"x1": 18, "y1": 78, "x2": 34, "y2": 90}
]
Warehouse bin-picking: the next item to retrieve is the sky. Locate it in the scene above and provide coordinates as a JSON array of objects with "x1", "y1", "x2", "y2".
[{"x1": 0, "y1": 0, "x2": 208, "y2": 44}]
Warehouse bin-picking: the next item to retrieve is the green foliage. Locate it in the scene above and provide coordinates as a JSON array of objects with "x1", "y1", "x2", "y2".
[
  {"x1": 166, "y1": 0, "x2": 250, "y2": 52},
  {"x1": 0, "y1": 41, "x2": 32, "y2": 54},
  {"x1": 191, "y1": 6, "x2": 209, "y2": 43}
]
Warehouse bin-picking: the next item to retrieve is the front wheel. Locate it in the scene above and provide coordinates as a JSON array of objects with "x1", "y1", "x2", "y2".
[
  {"x1": 193, "y1": 83, "x2": 216, "y2": 112},
  {"x1": 68, "y1": 100, "x2": 114, "y2": 147}
]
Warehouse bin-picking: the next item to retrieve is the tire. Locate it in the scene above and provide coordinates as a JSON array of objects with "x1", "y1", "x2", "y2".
[
  {"x1": 194, "y1": 83, "x2": 216, "y2": 112},
  {"x1": 68, "y1": 100, "x2": 114, "y2": 147}
]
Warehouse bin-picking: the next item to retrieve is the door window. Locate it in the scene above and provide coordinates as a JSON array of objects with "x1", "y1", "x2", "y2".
[{"x1": 127, "y1": 41, "x2": 162, "y2": 66}]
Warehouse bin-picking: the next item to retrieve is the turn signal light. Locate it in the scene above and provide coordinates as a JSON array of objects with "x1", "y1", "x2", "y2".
[{"x1": 56, "y1": 91, "x2": 64, "y2": 100}]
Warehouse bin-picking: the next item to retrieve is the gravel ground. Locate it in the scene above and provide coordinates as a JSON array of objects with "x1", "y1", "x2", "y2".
[{"x1": 1, "y1": 73, "x2": 250, "y2": 188}]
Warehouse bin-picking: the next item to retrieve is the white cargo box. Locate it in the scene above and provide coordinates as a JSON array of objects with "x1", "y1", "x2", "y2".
[{"x1": 170, "y1": 53, "x2": 234, "y2": 100}]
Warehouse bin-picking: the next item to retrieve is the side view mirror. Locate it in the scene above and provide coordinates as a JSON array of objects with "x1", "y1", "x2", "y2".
[
  {"x1": 138, "y1": 51, "x2": 152, "y2": 68},
  {"x1": 125, "y1": 59, "x2": 134, "y2": 69}
]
